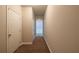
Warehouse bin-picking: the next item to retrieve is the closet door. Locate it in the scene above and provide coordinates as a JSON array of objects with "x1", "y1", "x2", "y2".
[{"x1": 7, "y1": 6, "x2": 22, "y2": 52}]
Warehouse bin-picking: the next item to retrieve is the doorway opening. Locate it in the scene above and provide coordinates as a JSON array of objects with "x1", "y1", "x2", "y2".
[{"x1": 35, "y1": 19, "x2": 44, "y2": 37}]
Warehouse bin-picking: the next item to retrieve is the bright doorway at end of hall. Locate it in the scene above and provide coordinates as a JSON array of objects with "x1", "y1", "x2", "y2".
[{"x1": 35, "y1": 18, "x2": 44, "y2": 37}]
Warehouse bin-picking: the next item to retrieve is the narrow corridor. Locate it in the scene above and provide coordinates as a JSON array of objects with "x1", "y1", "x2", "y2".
[
  {"x1": 0, "y1": 5, "x2": 79, "y2": 53},
  {"x1": 15, "y1": 37, "x2": 50, "y2": 53}
]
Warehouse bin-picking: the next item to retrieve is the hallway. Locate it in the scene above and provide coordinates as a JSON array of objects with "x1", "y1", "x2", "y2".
[
  {"x1": 15, "y1": 37, "x2": 50, "y2": 53},
  {"x1": 0, "y1": 5, "x2": 79, "y2": 53}
]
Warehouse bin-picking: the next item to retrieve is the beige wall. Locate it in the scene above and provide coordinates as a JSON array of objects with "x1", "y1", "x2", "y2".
[
  {"x1": 0, "y1": 6, "x2": 7, "y2": 52},
  {"x1": 22, "y1": 7, "x2": 34, "y2": 42},
  {"x1": 44, "y1": 6, "x2": 79, "y2": 52}
]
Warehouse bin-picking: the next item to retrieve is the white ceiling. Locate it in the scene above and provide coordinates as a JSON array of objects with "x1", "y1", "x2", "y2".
[{"x1": 22, "y1": 5, "x2": 47, "y2": 16}]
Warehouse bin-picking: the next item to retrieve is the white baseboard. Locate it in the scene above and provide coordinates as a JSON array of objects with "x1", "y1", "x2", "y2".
[
  {"x1": 20, "y1": 42, "x2": 32, "y2": 45},
  {"x1": 7, "y1": 42, "x2": 32, "y2": 53},
  {"x1": 44, "y1": 36, "x2": 53, "y2": 53}
]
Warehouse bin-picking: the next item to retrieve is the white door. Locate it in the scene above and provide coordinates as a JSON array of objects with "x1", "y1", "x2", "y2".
[{"x1": 7, "y1": 7, "x2": 21, "y2": 52}]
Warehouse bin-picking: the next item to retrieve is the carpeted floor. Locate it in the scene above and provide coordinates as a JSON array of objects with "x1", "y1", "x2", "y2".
[{"x1": 14, "y1": 37, "x2": 50, "y2": 53}]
